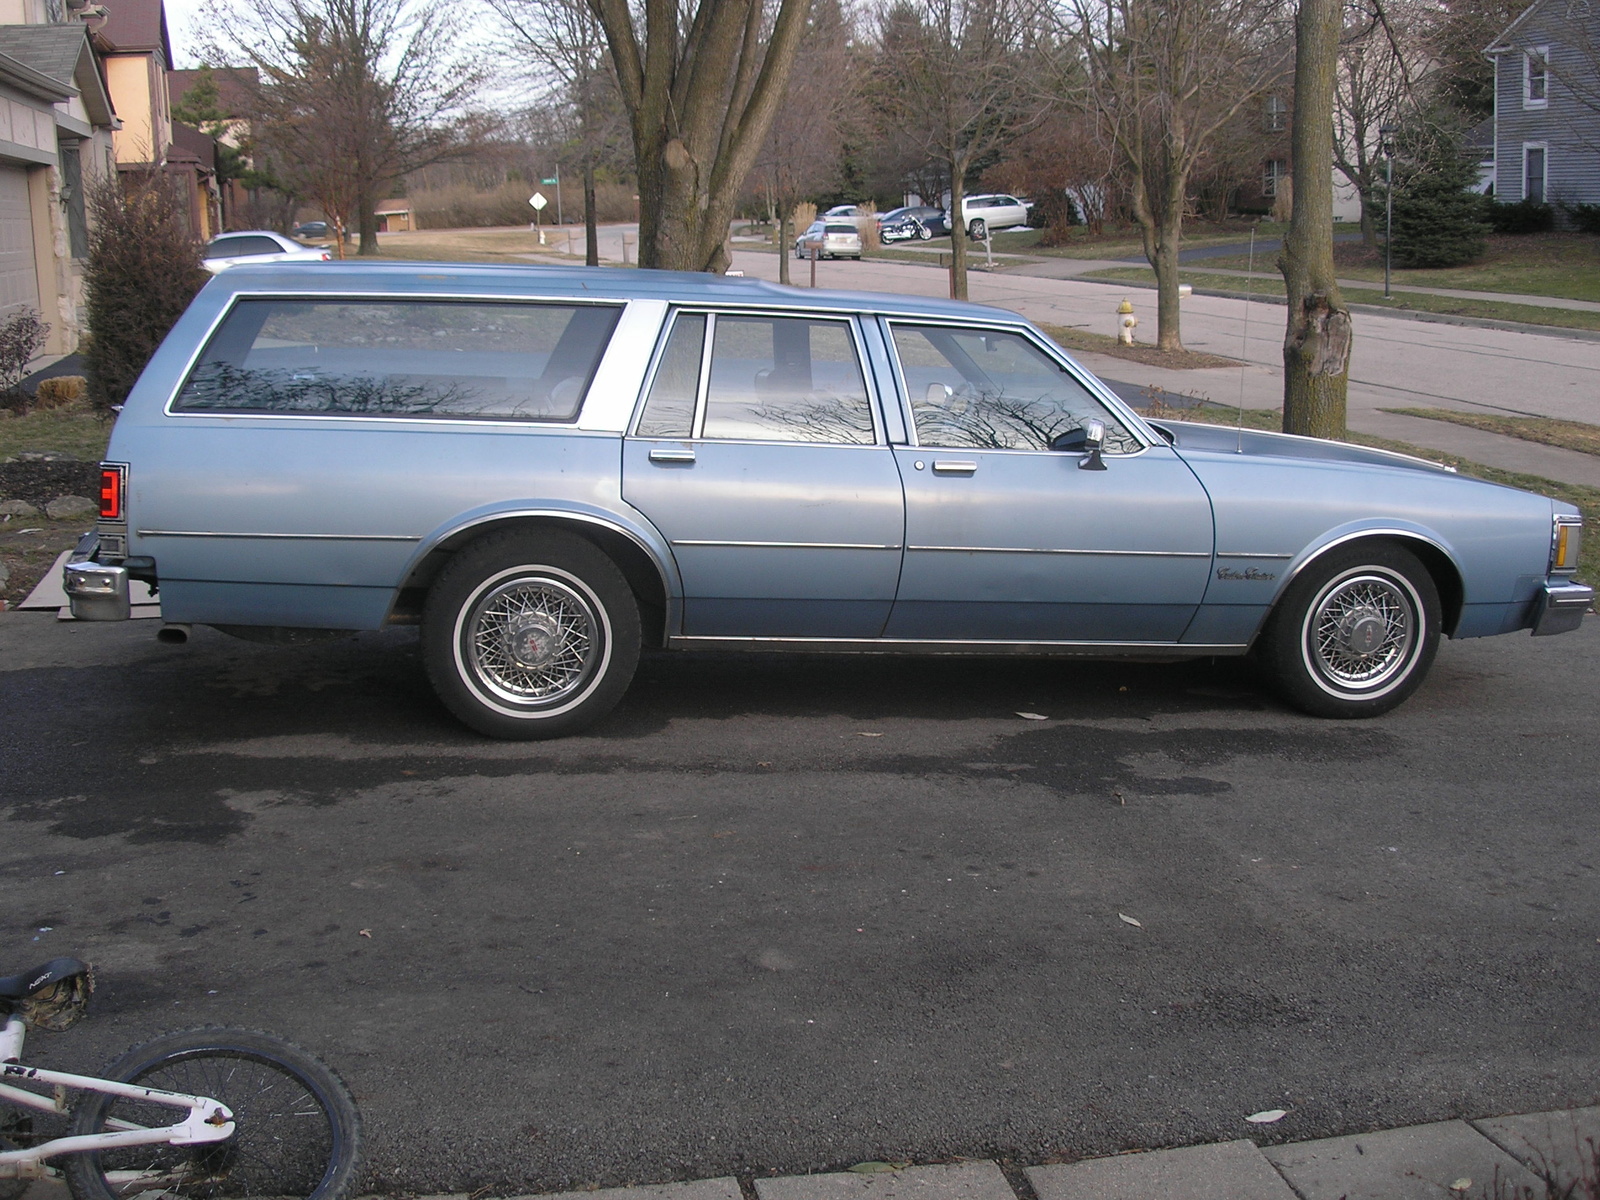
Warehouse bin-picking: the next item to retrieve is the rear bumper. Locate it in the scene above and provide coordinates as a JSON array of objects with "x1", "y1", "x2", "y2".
[
  {"x1": 62, "y1": 531, "x2": 155, "y2": 621},
  {"x1": 1531, "y1": 579, "x2": 1594, "y2": 636}
]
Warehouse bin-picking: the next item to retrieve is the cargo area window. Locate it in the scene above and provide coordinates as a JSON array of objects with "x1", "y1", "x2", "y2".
[{"x1": 173, "y1": 299, "x2": 623, "y2": 422}]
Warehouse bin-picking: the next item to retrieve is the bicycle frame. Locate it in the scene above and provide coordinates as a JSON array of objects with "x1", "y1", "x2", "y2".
[{"x1": 0, "y1": 1015, "x2": 235, "y2": 1182}]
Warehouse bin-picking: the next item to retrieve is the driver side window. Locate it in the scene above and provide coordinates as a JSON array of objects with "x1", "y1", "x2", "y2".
[{"x1": 891, "y1": 324, "x2": 1140, "y2": 453}]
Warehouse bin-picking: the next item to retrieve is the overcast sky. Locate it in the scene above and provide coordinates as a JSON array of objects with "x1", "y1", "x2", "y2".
[{"x1": 163, "y1": 0, "x2": 206, "y2": 67}]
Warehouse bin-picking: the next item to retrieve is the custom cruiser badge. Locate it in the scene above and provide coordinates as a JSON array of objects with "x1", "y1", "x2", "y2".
[{"x1": 1217, "y1": 566, "x2": 1277, "y2": 581}]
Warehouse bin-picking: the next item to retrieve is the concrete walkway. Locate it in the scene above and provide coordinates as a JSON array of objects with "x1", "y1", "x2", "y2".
[{"x1": 377, "y1": 1106, "x2": 1599, "y2": 1200}]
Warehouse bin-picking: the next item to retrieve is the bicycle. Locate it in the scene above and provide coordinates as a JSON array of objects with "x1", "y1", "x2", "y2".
[{"x1": 1, "y1": 956, "x2": 360, "y2": 1200}]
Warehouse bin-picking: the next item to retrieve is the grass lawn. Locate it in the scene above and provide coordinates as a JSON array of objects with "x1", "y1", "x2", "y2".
[
  {"x1": 1143, "y1": 401, "x2": 1600, "y2": 580},
  {"x1": 1081, "y1": 265, "x2": 1600, "y2": 332},
  {"x1": 1027, "y1": 220, "x2": 1290, "y2": 260},
  {"x1": 1038, "y1": 322, "x2": 1240, "y2": 370},
  {"x1": 0, "y1": 406, "x2": 112, "y2": 463},
  {"x1": 0, "y1": 408, "x2": 113, "y2": 606},
  {"x1": 1191, "y1": 233, "x2": 1600, "y2": 302},
  {"x1": 1382, "y1": 408, "x2": 1600, "y2": 458}
]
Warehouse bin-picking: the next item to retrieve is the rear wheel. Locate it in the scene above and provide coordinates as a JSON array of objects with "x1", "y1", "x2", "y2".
[
  {"x1": 64, "y1": 1029, "x2": 359, "y2": 1200},
  {"x1": 422, "y1": 530, "x2": 640, "y2": 738},
  {"x1": 968, "y1": 218, "x2": 987, "y2": 240},
  {"x1": 1257, "y1": 543, "x2": 1440, "y2": 718}
]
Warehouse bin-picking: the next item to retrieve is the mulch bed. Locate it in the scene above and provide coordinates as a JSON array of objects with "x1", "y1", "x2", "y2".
[{"x1": 0, "y1": 460, "x2": 101, "y2": 507}]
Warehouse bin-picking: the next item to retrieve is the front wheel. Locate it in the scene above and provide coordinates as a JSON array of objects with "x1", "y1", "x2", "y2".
[
  {"x1": 64, "y1": 1028, "x2": 360, "y2": 1200},
  {"x1": 915, "y1": 223, "x2": 932, "y2": 241},
  {"x1": 422, "y1": 530, "x2": 640, "y2": 738},
  {"x1": 1257, "y1": 543, "x2": 1441, "y2": 718}
]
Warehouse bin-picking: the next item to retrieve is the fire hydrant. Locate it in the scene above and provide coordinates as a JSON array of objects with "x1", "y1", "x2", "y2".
[{"x1": 1117, "y1": 298, "x2": 1139, "y2": 345}]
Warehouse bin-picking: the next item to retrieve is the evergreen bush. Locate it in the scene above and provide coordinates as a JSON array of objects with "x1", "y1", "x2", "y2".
[
  {"x1": 1380, "y1": 119, "x2": 1489, "y2": 268},
  {"x1": 1483, "y1": 197, "x2": 1553, "y2": 233},
  {"x1": 83, "y1": 171, "x2": 208, "y2": 415},
  {"x1": 1562, "y1": 202, "x2": 1600, "y2": 234}
]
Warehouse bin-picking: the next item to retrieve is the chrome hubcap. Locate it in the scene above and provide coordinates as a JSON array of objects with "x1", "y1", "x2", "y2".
[
  {"x1": 1309, "y1": 573, "x2": 1415, "y2": 689},
  {"x1": 466, "y1": 576, "x2": 598, "y2": 705}
]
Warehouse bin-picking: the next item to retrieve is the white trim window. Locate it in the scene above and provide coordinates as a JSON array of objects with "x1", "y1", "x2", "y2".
[
  {"x1": 1523, "y1": 142, "x2": 1548, "y2": 203},
  {"x1": 1263, "y1": 158, "x2": 1287, "y2": 198},
  {"x1": 1524, "y1": 46, "x2": 1549, "y2": 108}
]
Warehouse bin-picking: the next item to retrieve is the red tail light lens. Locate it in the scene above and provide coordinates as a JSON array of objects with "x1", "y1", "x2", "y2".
[{"x1": 99, "y1": 464, "x2": 126, "y2": 520}]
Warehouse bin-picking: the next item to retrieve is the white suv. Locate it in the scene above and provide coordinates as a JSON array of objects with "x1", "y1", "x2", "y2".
[{"x1": 951, "y1": 194, "x2": 1032, "y2": 239}]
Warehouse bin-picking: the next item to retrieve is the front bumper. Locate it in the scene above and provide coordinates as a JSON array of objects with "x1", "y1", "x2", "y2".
[{"x1": 1531, "y1": 579, "x2": 1594, "y2": 636}]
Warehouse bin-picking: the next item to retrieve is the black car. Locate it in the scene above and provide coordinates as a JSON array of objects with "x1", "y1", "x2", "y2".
[
  {"x1": 878, "y1": 205, "x2": 949, "y2": 241},
  {"x1": 291, "y1": 221, "x2": 330, "y2": 239}
]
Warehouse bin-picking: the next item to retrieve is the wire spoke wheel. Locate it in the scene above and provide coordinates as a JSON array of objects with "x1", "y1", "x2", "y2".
[
  {"x1": 66, "y1": 1031, "x2": 359, "y2": 1200},
  {"x1": 465, "y1": 575, "x2": 599, "y2": 706},
  {"x1": 1307, "y1": 573, "x2": 1415, "y2": 690}
]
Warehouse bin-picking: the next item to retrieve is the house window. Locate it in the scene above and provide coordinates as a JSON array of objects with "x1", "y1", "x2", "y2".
[
  {"x1": 1524, "y1": 144, "x2": 1547, "y2": 202},
  {"x1": 59, "y1": 144, "x2": 87, "y2": 259},
  {"x1": 1263, "y1": 159, "x2": 1287, "y2": 197},
  {"x1": 1524, "y1": 47, "x2": 1549, "y2": 106},
  {"x1": 1264, "y1": 95, "x2": 1288, "y2": 132}
]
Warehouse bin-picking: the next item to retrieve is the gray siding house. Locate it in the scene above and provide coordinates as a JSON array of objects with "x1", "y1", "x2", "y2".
[{"x1": 1487, "y1": 0, "x2": 1600, "y2": 208}]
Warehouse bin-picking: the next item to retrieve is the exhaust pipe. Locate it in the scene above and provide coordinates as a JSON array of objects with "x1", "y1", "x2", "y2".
[{"x1": 156, "y1": 623, "x2": 192, "y2": 644}]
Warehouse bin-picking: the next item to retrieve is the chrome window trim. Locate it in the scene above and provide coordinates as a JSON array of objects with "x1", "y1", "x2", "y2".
[
  {"x1": 881, "y1": 317, "x2": 1155, "y2": 455},
  {"x1": 160, "y1": 290, "x2": 636, "y2": 428},
  {"x1": 634, "y1": 306, "x2": 886, "y2": 449}
]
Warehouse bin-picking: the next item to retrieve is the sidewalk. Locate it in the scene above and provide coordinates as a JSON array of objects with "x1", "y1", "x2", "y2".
[{"x1": 393, "y1": 1107, "x2": 1597, "y2": 1200}]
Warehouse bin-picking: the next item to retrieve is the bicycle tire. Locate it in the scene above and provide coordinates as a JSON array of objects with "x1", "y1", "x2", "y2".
[{"x1": 63, "y1": 1028, "x2": 360, "y2": 1200}]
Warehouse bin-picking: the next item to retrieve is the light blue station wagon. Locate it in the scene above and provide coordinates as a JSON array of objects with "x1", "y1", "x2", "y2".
[{"x1": 65, "y1": 262, "x2": 1590, "y2": 737}]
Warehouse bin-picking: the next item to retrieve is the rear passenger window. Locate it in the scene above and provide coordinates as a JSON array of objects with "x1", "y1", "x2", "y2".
[
  {"x1": 702, "y1": 315, "x2": 874, "y2": 444},
  {"x1": 173, "y1": 299, "x2": 622, "y2": 422}
]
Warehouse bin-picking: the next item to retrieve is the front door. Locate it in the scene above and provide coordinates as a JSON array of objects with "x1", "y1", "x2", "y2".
[
  {"x1": 883, "y1": 322, "x2": 1214, "y2": 643},
  {"x1": 622, "y1": 311, "x2": 905, "y2": 639}
]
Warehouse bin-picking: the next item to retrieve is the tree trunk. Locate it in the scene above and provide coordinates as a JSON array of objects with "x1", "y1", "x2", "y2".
[
  {"x1": 584, "y1": 165, "x2": 599, "y2": 267},
  {"x1": 1358, "y1": 189, "x2": 1377, "y2": 248},
  {"x1": 1150, "y1": 212, "x2": 1183, "y2": 351},
  {"x1": 778, "y1": 209, "x2": 791, "y2": 284},
  {"x1": 948, "y1": 169, "x2": 968, "y2": 301},
  {"x1": 357, "y1": 181, "x2": 379, "y2": 256},
  {"x1": 1279, "y1": 0, "x2": 1351, "y2": 439}
]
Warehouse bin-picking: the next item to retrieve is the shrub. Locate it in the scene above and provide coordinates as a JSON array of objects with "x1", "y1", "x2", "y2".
[
  {"x1": 1562, "y1": 201, "x2": 1600, "y2": 234},
  {"x1": 1483, "y1": 197, "x2": 1554, "y2": 233},
  {"x1": 34, "y1": 375, "x2": 87, "y2": 409},
  {"x1": 1381, "y1": 117, "x2": 1489, "y2": 268},
  {"x1": 0, "y1": 307, "x2": 48, "y2": 402},
  {"x1": 84, "y1": 171, "x2": 208, "y2": 414}
]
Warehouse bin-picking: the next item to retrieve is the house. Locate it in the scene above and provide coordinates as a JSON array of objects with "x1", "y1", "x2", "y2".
[
  {"x1": 1486, "y1": 0, "x2": 1600, "y2": 208},
  {"x1": 95, "y1": 0, "x2": 217, "y2": 237},
  {"x1": 0, "y1": 2, "x2": 116, "y2": 354},
  {"x1": 375, "y1": 199, "x2": 412, "y2": 232}
]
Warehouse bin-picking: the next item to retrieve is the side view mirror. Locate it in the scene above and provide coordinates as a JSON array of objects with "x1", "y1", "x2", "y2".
[
  {"x1": 925, "y1": 382, "x2": 953, "y2": 405},
  {"x1": 1050, "y1": 419, "x2": 1107, "y2": 470}
]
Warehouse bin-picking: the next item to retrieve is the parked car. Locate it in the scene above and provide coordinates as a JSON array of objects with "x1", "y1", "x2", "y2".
[
  {"x1": 823, "y1": 205, "x2": 866, "y2": 219},
  {"x1": 291, "y1": 221, "x2": 330, "y2": 239},
  {"x1": 878, "y1": 205, "x2": 950, "y2": 242},
  {"x1": 794, "y1": 220, "x2": 862, "y2": 260},
  {"x1": 65, "y1": 262, "x2": 1590, "y2": 739},
  {"x1": 202, "y1": 231, "x2": 332, "y2": 274},
  {"x1": 950, "y1": 194, "x2": 1033, "y2": 239}
]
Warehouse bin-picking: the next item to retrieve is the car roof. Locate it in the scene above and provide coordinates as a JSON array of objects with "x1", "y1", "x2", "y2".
[
  {"x1": 203, "y1": 260, "x2": 1028, "y2": 324},
  {"x1": 209, "y1": 229, "x2": 290, "y2": 243}
]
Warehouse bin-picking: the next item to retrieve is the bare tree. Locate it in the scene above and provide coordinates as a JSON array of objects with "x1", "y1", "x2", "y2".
[
  {"x1": 876, "y1": 0, "x2": 1041, "y2": 300},
  {"x1": 582, "y1": 0, "x2": 812, "y2": 272},
  {"x1": 1280, "y1": 0, "x2": 1352, "y2": 437},
  {"x1": 754, "y1": 0, "x2": 856, "y2": 283},
  {"x1": 1058, "y1": 0, "x2": 1292, "y2": 350},
  {"x1": 1333, "y1": 0, "x2": 1427, "y2": 247},
  {"x1": 209, "y1": 0, "x2": 483, "y2": 256}
]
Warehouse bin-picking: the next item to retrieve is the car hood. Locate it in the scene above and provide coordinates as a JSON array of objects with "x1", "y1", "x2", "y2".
[{"x1": 1150, "y1": 418, "x2": 1458, "y2": 477}]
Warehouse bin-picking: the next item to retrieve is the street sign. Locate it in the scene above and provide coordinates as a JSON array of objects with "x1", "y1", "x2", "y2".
[
  {"x1": 540, "y1": 177, "x2": 558, "y2": 186},
  {"x1": 530, "y1": 193, "x2": 548, "y2": 210}
]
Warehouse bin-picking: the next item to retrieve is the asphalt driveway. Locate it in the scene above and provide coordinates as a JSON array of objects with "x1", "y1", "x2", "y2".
[{"x1": 2, "y1": 614, "x2": 1596, "y2": 1193}]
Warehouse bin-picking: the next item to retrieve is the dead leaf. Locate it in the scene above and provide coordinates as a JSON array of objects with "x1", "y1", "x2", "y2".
[
  {"x1": 1245, "y1": 1109, "x2": 1288, "y2": 1124},
  {"x1": 358, "y1": 929, "x2": 372, "y2": 938},
  {"x1": 848, "y1": 1163, "x2": 902, "y2": 1174},
  {"x1": 855, "y1": 732, "x2": 884, "y2": 737},
  {"x1": 1016, "y1": 712, "x2": 1049, "y2": 721},
  {"x1": 1118, "y1": 913, "x2": 1143, "y2": 928},
  {"x1": 1449, "y1": 1180, "x2": 1473, "y2": 1194}
]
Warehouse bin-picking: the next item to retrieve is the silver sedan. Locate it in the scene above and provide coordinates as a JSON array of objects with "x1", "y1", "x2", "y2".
[{"x1": 202, "y1": 231, "x2": 332, "y2": 274}]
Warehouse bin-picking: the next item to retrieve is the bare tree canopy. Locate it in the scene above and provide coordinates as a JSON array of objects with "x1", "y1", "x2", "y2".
[
  {"x1": 207, "y1": 0, "x2": 484, "y2": 255},
  {"x1": 1056, "y1": 0, "x2": 1292, "y2": 350},
  {"x1": 581, "y1": 0, "x2": 813, "y2": 272},
  {"x1": 876, "y1": 0, "x2": 1043, "y2": 300}
]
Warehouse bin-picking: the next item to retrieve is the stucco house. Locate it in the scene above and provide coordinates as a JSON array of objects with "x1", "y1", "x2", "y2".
[
  {"x1": 0, "y1": 0, "x2": 115, "y2": 354},
  {"x1": 1486, "y1": 0, "x2": 1600, "y2": 208}
]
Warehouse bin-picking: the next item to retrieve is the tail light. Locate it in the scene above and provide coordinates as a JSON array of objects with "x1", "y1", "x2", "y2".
[{"x1": 99, "y1": 463, "x2": 127, "y2": 521}]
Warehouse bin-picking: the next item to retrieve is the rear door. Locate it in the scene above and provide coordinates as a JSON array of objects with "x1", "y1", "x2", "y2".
[{"x1": 622, "y1": 310, "x2": 905, "y2": 639}]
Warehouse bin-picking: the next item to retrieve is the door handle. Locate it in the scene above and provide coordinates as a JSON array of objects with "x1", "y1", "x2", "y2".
[
  {"x1": 648, "y1": 447, "x2": 696, "y2": 464},
  {"x1": 931, "y1": 460, "x2": 977, "y2": 475}
]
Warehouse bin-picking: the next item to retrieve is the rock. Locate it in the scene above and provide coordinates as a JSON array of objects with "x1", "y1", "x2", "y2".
[
  {"x1": 0, "y1": 498, "x2": 38, "y2": 516},
  {"x1": 7, "y1": 450, "x2": 78, "y2": 463},
  {"x1": 44, "y1": 495, "x2": 97, "y2": 519},
  {"x1": 0, "y1": 562, "x2": 9, "y2": 588}
]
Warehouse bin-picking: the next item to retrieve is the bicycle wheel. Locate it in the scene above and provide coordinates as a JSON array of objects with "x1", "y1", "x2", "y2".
[{"x1": 64, "y1": 1029, "x2": 359, "y2": 1200}]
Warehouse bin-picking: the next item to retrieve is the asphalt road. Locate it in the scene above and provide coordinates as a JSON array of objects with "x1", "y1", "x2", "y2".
[{"x1": 3, "y1": 614, "x2": 1597, "y2": 1194}]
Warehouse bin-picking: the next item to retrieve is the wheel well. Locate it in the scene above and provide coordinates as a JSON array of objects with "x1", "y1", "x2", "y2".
[
  {"x1": 1291, "y1": 535, "x2": 1465, "y2": 637},
  {"x1": 391, "y1": 517, "x2": 670, "y2": 647}
]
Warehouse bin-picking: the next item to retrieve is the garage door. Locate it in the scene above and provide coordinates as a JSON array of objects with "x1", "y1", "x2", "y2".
[{"x1": 0, "y1": 165, "x2": 40, "y2": 314}]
